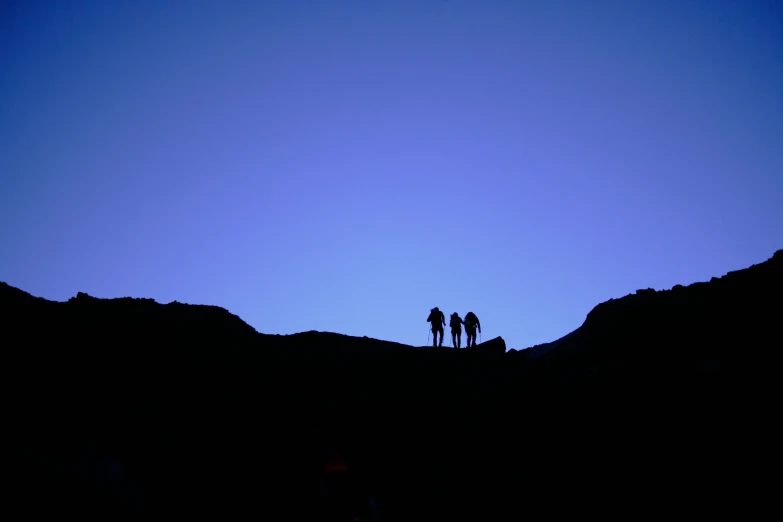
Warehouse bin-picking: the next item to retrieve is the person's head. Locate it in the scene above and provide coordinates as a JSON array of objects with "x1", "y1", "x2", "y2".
[{"x1": 432, "y1": 307, "x2": 439, "y2": 312}]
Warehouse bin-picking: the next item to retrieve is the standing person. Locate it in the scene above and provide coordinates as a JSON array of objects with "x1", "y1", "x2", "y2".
[
  {"x1": 464, "y1": 311, "x2": 481, "y2": 348},
  {"x1": 427, "y1": 307, "x2": 446, "y2": 347},
  {"x1": 449, "y1": 312, "x2": 463, "y2": 348}
]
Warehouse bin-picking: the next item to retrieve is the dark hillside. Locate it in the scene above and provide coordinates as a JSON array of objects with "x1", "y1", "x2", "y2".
[{"x1": 5, "y1": 251, "x2": 765, "y2": 519}]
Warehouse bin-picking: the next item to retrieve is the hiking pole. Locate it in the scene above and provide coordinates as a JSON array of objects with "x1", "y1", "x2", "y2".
[{"x1": 426, "y1": 329, "x2": 430, "y2": 346}]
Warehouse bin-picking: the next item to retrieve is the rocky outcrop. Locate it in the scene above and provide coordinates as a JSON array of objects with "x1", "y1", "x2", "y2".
[
  {"x1": 466, "y1": 335, "x2": 507, "y2": 355},
  {"x1": 517, "y1": 249, "x2": 781, "y2": 372}
]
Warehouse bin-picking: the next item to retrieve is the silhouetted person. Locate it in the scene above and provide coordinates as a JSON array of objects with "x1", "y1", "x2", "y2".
[
  {"x1": 450, "y1": 312, "x2": 463, "y2": 348},
  {"x1": 427, "y1": 307, "x2": 446, "y2": 347},
  {"x1": 464, "y1": 311, "x2": 481, "y2": 347}
]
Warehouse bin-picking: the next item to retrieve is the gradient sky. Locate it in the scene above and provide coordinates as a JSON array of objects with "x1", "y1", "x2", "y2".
[{"x1": 2, "y1": 0, "x2": 781, "y2": 350}]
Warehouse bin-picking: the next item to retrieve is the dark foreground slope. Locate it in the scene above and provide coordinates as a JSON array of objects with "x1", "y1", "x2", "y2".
[
  {"x1": 6, "y1": 252, "x2": 774, "y2": 520},
  {"x1": 517, "y1": 250, "x2": 782, "y2": 371}
]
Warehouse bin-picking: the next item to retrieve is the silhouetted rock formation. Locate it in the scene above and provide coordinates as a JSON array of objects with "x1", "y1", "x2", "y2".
[
  {"x1": 465, "y1": 335, "x2": 506, "y2": 355},
  {"x1": 516, "y1": 249, "x2": 781, "y2": 372},
  {"x1": 6, "y1": 251, "x2": 773, "y2": 520}
]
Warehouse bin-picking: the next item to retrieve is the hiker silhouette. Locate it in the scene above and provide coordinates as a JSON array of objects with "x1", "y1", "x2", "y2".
[
  {"x1": 427, "y1": 307, "x2": 446, "y2": 347},
  {"x1": 464, "y1": 311, "x2": 481, "y2": 347},
  {"x1": 450, "y1": 312, "x2": 463, "y2": 348}
]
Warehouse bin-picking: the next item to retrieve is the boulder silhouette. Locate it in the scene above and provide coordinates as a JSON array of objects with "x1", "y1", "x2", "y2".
[{"x1": 466, "y1": 335, "x2": 506, "y2": 355}]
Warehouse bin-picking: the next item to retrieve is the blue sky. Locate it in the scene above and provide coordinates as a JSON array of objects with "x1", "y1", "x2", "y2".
[{"x1": 1, "y1": 0, "x2": 781, "y2": 350}]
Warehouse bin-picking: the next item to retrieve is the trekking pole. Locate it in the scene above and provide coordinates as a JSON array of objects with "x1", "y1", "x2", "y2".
[
  {"x1": 479, "y1": 331, "x2": 482, "y2": 344},
  {"x1": 426, "y1": 329, "x2": 430, "y2": 346}
]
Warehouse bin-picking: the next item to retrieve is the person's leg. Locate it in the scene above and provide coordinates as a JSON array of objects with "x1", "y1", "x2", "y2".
[
  {"x1": 438, "y1": 328, "x2": 444, "y2": 346},
  {"x1": 432, "y1": 327, "x2": 437, "y2": 347},
  {"x1": 451, "y1": 331, "x2": 457, "y2": 348}
]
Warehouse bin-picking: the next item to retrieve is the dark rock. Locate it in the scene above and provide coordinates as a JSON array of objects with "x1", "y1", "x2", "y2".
[
  {"x1": 4, "y1": 249, "x2": 778, "y2": 520},
  {"x1": 467, "y1": 335, "x2": 506, "y2": 355}
]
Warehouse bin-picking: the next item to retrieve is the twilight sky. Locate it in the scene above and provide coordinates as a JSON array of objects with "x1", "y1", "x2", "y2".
[{"x1": 1, "y1": 0, "x2": 781, "y2": 350}]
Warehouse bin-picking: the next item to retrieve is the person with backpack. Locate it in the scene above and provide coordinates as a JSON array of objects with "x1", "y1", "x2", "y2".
[
  {"x1": 464, "y1": 311, "x2": 481, "y2": 348},
  {"x1": 449, "y1": 312, "x2": 464, "y2": 348},
  {"x1": 427, "y1": 307, "x2": 446, "y2": 347}
]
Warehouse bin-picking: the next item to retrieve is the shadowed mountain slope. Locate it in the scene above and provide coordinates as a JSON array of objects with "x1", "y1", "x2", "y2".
[
  {"x1": 5, "y1": 251, "x2": 770, "y2": 520},
  {"x1": 516, "y1": 249, "x2": 781, "y2": 370}
]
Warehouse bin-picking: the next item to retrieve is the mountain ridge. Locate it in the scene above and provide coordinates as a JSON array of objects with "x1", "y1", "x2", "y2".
[
  {"x1": 5, "y1": 251, "x2": 772, "y2": 519},
  {"x1": 515, "y1": 248, "x2": 781, "y2": 364},
  {"x1": 5, "y1": 247, "x2": 779, "y2": 357}
]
